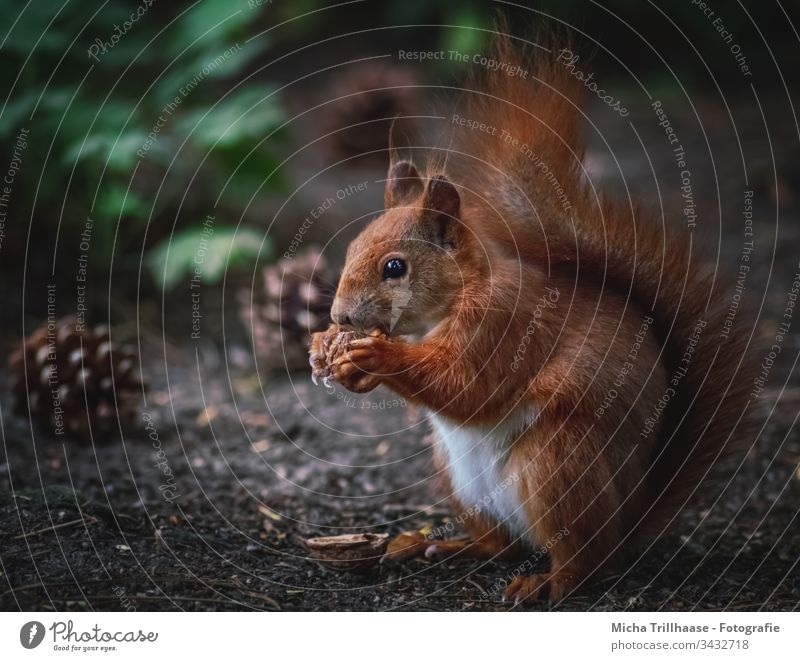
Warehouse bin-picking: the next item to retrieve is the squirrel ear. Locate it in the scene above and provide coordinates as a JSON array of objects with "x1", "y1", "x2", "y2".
[
  {"x1": 421, "y1": 174, "x2": 461, "y2": 249},
  {"x1": 385, "y1": 160, "x2": 422, "y2": 207}
]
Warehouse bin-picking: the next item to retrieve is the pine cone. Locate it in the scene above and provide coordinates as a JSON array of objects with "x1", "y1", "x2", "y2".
[
  {"x1": 323, "y1": 62, "x2": 419, "y2": 161},
  {"x1": 9, "y1": 317, "x2": 143, "y2": 439},
  {"x1": 239, "y1": 247, "x2": 338, "y2": 373}
]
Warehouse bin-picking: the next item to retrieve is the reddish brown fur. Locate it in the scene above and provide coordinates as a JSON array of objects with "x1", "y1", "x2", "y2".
[{"x1": 311, "y1": 30, "x2": 757, "y2": 603}]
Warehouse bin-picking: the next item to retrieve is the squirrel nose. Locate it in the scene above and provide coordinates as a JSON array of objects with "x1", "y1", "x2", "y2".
[{"x1": 330, "y1": 298, "x2": 351, "y2": 326}]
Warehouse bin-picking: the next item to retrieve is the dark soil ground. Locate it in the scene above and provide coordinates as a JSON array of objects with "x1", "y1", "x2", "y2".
[
  {"x1": 1, "y1": 344, "x2": 799, "y2": 612},
  {"x1": 2, "y1": 97, "x2": 800, "y2": 612}
]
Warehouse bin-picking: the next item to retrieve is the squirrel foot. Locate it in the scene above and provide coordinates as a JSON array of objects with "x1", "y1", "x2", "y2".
[
  {"x1": 503, "y1": 572, "x2": 577, "y2": 606},
  {"x1": 384, "y1": 531, "x2": 513, "y2": 562},
  {"x1": 384, "y1": 531, "x2": 435, "y2": 561}
]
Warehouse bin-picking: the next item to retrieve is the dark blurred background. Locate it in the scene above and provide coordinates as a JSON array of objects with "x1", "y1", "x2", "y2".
[{"x1": 0, "y1": 0, "x2": 797, "y2": 339}]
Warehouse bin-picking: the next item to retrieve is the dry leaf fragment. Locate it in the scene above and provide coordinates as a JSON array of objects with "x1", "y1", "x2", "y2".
[
  {"x1": 258, "y1": 504, "x2": 283, "y2": 521},
  {"x1": 196, "y1": 405, "x2": 218, "y2": 427},
  {"x1": 250, "y1": 439, "x2": 271, "y2": 454},
  {"x1": 304, "y1": 533, "x2": 389, "y2": 572},
  {"x1": 241, "y1": 412, "x2": 272, "y2": 429}
]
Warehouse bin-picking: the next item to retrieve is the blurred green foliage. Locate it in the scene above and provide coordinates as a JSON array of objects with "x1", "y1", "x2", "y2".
[
  {"x1": 0, "y1": 0, "x2": 494, "y2": 299},
  {"x1": 150, "y1": 225, "x2": 271, "y2": 291},
  {"x1": 0, "y1": 0, "x2": 780, "y2": 307},
  {"x1": 0, "y1": 0, "x2": 285, "y2": 294}
]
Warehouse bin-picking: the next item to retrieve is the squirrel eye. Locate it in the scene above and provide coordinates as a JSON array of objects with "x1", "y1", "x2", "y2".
[{"x1": 382, "y1": 258, "x2": 407, "y2": 279}]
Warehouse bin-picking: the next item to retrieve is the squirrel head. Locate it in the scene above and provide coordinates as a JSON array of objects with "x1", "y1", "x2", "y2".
[{"x1": 331, "y1": 160, "x2": 470, "y2": 337}]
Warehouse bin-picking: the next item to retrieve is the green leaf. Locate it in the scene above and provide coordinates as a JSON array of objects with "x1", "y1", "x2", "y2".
[
  {"x1": 66, "y1": 131, "x2": 147, "y2": 172},
  {"x1": 178, "y1": 86, "x2": 285, "y2": 150},
  {"x1": 0, "y1": 92, "x2": 39, "y2": 137},
  {"x1": 96, "y1": 184, "x2": 147, "y2": 219},
  {"x1": 149, "y1": 224, "x2": 271, "y2": 290},
  {"x1": 154, "y1": 39, "x2": 269, "y2": 106},
  {"x1": 171, "y1": 0, "x2": 256, "y2": 55},
  {"x1": 440, "y1": 6, "x2": 488, "y2": 57}
]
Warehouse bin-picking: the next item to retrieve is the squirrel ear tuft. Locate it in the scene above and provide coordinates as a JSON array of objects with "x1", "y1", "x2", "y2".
[
  {"x1": 422, "y1": 174, "x2": 461, "y2": 249},
  {"x1": 424, "y1": 175, "x2": 460, "y2": 219},
  {"x1": 385, "y1": 160, "x2": 423, "y2": 208}
]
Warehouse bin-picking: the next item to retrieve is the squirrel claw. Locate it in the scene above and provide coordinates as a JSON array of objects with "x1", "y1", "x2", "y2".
[
  {"x1": 423, "y1": 544, "x2": 440, "y2": 559},
  {"x1": 503, "y1": 572, "x2": 576, "y2": 606},
  {"x1": 504, "y1": 574, "x2": 548, "y2": 605},
  {"x1": 308, "y1": 328, "x2": 334, "y2": 386},
  {"x1": 348, "y1": 336, "x2": 382, "y2": 349}
]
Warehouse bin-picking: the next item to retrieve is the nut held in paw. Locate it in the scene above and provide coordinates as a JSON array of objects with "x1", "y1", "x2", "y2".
[{"x1": 310, "y1": 326, "x2": 386, "y2": 387}]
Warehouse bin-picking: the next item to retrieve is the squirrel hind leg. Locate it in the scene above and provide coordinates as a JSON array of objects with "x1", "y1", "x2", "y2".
[{"x1": 505, "y1": 405, "x2": 635, "y2": 603}]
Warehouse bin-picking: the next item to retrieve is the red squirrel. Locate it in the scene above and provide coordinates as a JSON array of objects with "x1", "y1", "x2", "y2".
[{"x1": 309, "y1": 33, "x2": 755, "y2": 604}]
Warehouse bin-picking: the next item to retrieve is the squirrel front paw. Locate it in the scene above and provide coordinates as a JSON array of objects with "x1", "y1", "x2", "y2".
[
  {"x1": 331, "y1": 335, "x2": 394, "y2": 393},
  {"x1": 309, "y1": 326, "x2": 394, "y2": 393}
]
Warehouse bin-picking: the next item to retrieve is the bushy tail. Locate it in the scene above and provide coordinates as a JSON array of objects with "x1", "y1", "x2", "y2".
[{"x1": 447, "y1": 28, "x2": 759, "y2": 536}]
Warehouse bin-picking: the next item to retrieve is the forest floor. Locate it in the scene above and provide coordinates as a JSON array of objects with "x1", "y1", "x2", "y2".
[{"x1": 1, "y1": 322, "x2": 799, "y2": 612}]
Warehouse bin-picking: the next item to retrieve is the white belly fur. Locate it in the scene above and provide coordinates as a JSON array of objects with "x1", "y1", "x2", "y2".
[{"x1": 429, "y1": 406, "x2": 539, "y2": 544}]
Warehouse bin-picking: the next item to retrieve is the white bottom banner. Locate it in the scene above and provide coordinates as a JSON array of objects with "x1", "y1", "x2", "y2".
[{"x1": 1, "y1": 612, "x2": 796, "y2": 660}]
